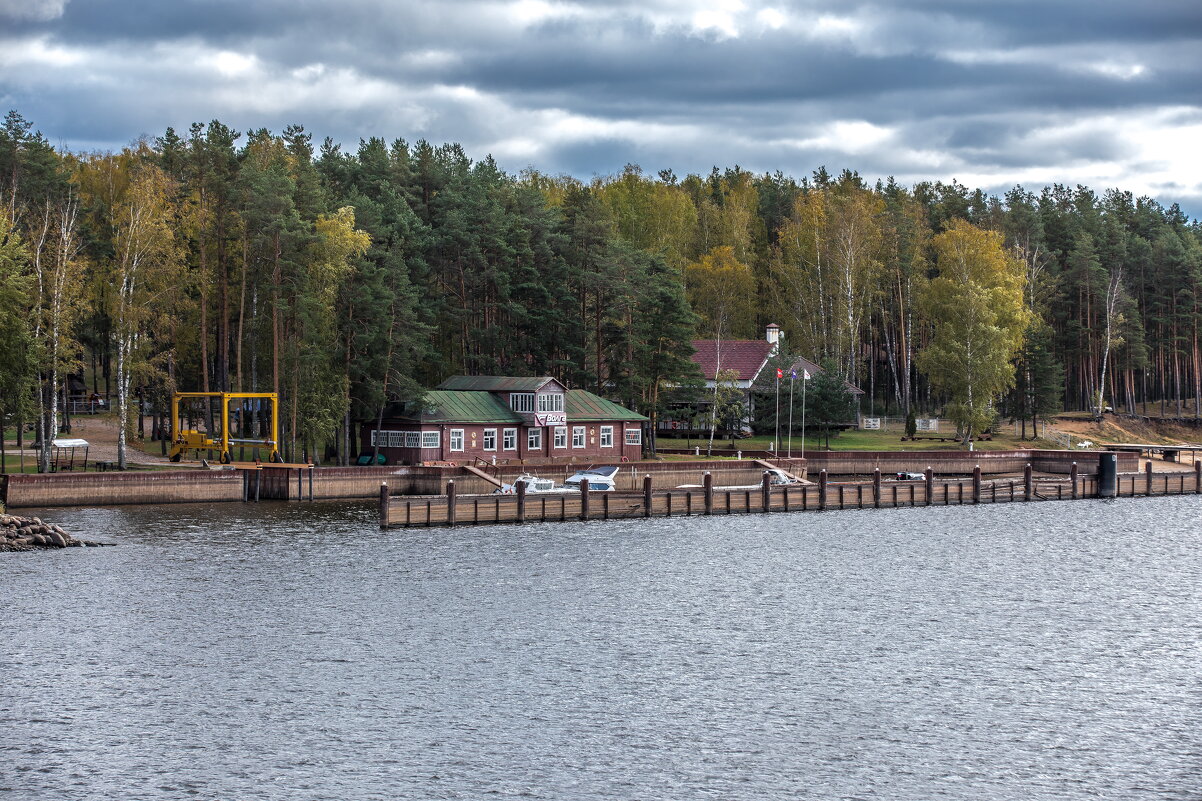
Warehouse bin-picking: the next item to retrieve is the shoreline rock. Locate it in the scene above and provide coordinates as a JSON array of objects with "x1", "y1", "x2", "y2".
[{"x1": 0, "y1": 513, "x2": 112, "y2": 552}]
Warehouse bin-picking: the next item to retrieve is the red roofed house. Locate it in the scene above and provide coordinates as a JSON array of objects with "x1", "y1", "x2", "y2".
[{"x1": 664, "y1": 324, "x2": 861, "y2": 434}]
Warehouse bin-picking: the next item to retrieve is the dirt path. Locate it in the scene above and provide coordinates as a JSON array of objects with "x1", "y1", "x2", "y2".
[{"x1": 15, "y1": 415, "x2": 173, "y2": 467}]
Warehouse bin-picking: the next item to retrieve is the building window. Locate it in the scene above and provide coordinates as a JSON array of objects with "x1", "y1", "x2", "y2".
[
  {"x1": 538, "y1": 393, "x2": 564, "y2": 413},
  {"x1": 510, "y1": 393, "x2": 534, "y2": 413},
  {"x1": 503, "y1": 428, "x2": 517, "y2": 450},
  {"x1": 370, "y1": 430, "x2": 378, "y2": 447},
  {"x1": 483, "y1": 429, "x2": 497, "y2": 451},
  {"x1": 528, "y1": 428, "x2": 542, "y2": 450},
  {"x1": 554, "y1": 427, "x2": 567, "y2": 449},
  {"x1": 404, "y1": 431, "x2": 421, "y2": 448},
  {"x1": 572, "y1": 426, "x2": 586, "y2": 448},
  {"x1": 625, "y1": 428, "x2": 642, "y2": 445},
  {"x1": 388, "y1": 431, "x2": 404, "y2": 448},
  {"x1": 421, "y1": 431, "x2": 440, "y2": 449},
  {"x1": 450, "y1": 429, "x2": 464, "y2": 451},
  {"x1": 600, "y1": 426, "x2": 613, "y2": 447}
]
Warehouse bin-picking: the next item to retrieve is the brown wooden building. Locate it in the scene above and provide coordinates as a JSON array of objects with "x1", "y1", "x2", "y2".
[{"x1": 360, "y1": 376, "x2": 647, "y2": 465}]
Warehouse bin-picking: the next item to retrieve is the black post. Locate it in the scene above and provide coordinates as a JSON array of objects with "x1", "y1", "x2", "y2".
[
  {"x1": 1070, "y1": 461, "x2": 1078, "y2": 499},
  {"x1": 872, "y1": 467, "x2": 881, "y2": 508},
  {"x1": 643, "y1": 475, "x2": 653, "y2": 517},
  {"x1": 1098, "y1": 452, "x2": 1117, "y2": 498},
  {"x1": 580, "y1": 477, "x2": 590, "y2": 520},
  {"x1": 1145, "y1": 460, "x2": 1153, "y2": 495},
  {"x1": 973, "y1": 465, "x2": 981, "y2": 504},
  {"x1": 1195, "y1": 460, "x2": 1201, "y2": 494},
  {"x1": 924, "y1": 467, "x2": 933, "y2": 506},
  {"x1": 308, "y1": 466, "x2": 314, "y2": 502},
  {"x1": 1024, "y1": 464, "x2": 1033, "y2": 501},
  {"x1": 516, "y1": 479, "x2": 526, "y2": 523},
  {"x1": 818, "y1": 469, "x2": 828, "y2": 511},
  {"x1": 379, "y1": 482, "x2": 389, "y2": 529},
  {"x1": 446, "y1": 480, "x2": 457, "y2": 526},
  {"x1": 255, "y1": 469, "x2": 261, "y2": 502},
  {"x1": 704, "y1": 472, "x2": 713, "y2": 515},
  {"x1": 761, "y1": 471, "x2": 771, "y2": 513}
]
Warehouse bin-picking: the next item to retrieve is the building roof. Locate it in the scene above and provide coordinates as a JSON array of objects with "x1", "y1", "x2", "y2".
[
  {"x1": 437, "y1": 375, "x2": 562, "y2": 393},
  {"x1": 689, "y1": 339, "x2": 776, "y2": 382},
  {"x1": 781, "y1": 355, "x2": 865, "y2": 395},
  {"x1": 393, "y1": 391, "x2": 523, "y2": 424},
  {"x1": 566, "y1": 390, "x2": 648, "y2": 422}
]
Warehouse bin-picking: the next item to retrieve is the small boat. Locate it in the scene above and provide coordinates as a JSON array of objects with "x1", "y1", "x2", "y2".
[{"x1": 494, "y1": 474, "x2": 570, "y2": 495}]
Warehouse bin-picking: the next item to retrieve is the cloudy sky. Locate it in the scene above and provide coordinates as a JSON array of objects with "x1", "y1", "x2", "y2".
[{"x1": 2, "y1": 0, "x2": 1201, "y2": 215}]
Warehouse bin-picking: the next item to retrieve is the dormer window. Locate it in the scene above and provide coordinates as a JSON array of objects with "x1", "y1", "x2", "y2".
[
  {"x1": 510, "y1": 393, "x2": 535, "y2": 413},
  {"x1": 537, "y1": 393, "x2": 564, "y2": 413}
]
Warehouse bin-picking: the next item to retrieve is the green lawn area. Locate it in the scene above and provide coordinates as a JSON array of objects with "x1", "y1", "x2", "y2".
[{"x1": 656, "y1": 427, "x2": 1056, "y2": 453}]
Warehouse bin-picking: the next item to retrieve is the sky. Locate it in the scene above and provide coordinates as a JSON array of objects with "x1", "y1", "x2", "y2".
[{"x1": 2, "y1": 0, "x2": 1201, "y2": 217}]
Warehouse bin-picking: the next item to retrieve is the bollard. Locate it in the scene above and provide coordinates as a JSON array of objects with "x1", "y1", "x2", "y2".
[
  {"x1": 1196, "y1": 460, "x2": 1201, "y2": 494},
  {"x1": 643, "y1": 475, "x2": 653, "y2": 517},
  {"x1": 580, "y1": 478, "x2": 590, "y2": 521},
  {"x1": 761, "y1": 471, "x2": 771, "y2": 513},
  {"x1": 924, "y1": 467, "x2": 933, "y2": 506},
  {"x1": 818, "y1": 469, "x2": 828, "y2": 511},
  {"x1": 1070, "y1": 461, "x2": 1078, "y2": 500},
  {"x1": 1024, "y1": 464, "x2": 1033, "y2": 501},
  {"x1": 379, "y1": 482, "x2": 389, "y2": 529},
  {"x1": 973, "y1": 465, "x2": 981, "y2": 504},
  {"x1": 516, "y1": 478, "x2": 526, "y2": 523},
  {"x1": 446, "y1": 480, "x2": 457, "y2": 526},
  {"x1": 1098, "y1": 452, "x2": 1117, "y2": 498},
  {"x1": 873, "y1": 468, "x2": 881, "y2": 508},
  {"x1": 1145, "y1": 460, "x2": 1153, "y2": 495},
  {"x1": 704, "y1": 472, "x2": 713, "y2": 515},
  {"x1": 308, "y1": 466, "x2": 314, "y2": 502},
  {"x1": 737, "y1": 450, "x2": 742, "y2": 460}
]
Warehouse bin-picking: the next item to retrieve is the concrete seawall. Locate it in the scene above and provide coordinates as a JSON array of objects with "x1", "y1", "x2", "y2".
[{"x1": 3, "y1": 470, "x2": 245, "y2": 508}]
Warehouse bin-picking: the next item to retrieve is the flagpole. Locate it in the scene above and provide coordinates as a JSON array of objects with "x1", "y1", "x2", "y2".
[
  {"x1": 787, "y1": 371, "x2": 795, "y2": 458},
  {"x1": 774, "y1": 372, "x2": 780, "y2": 455},
  {"x1": 801, "y1": 371, "x2": 807, "y2": 462}
]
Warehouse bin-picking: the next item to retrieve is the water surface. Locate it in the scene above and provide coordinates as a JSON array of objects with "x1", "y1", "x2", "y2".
[{"x1": 3, "y1": 498, "x2": 1201, "y2": 800}]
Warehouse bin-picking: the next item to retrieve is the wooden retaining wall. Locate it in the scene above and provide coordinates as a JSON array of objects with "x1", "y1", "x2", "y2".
[
  {"x1": 801, "y1": 449, "x2": 1136, "y2": 475},
  {"x1": 381, "y1": 463, "x2": 1201, "y2": 529},
  {"x1": 3, "y1": 470, "x2": 246, "y2": 508}
]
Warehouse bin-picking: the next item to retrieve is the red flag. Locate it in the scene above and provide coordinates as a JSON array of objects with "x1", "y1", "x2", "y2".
[{"x1": 776, "y1": 368, "x2": 783, "y2": 378}]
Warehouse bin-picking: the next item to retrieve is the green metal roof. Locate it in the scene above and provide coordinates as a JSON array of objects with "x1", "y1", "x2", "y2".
[
  {"x1": 437, "y1": 375, "x2": 561, "y2": 392},
  {"x1": 566, "y1": 390, "x2": 648, "y2": 422},
  {"x1": 415, "y1": 390, "x2": 524, "y2": 424}
]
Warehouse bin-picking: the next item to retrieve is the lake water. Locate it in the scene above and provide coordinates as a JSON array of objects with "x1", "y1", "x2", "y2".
[{"x1": 3, "y1": 498, "x2": 1201, "y2": 800}]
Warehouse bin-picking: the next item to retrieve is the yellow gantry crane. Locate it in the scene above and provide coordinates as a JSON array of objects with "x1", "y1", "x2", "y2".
[{"x1": 169, "y1": 392, "x2": 282, "y2": 464}]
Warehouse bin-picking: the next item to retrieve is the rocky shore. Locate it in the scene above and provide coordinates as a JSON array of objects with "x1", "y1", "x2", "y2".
[{"x1": 0, "y1": 514, "x2": 111, "y2": 551}]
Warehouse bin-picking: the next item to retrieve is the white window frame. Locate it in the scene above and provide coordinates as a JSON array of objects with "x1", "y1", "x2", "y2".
[
  {"x1": 370, "y1": 430, "x2": 378, "y2": 447},
  {"x1": 404, "y1": 431, "x2": 421, "y2": 448},
  {"x1": 510, "y1": 393, "x2": 534, "y2": 413},
  {"x1": 502, "y1": 428, "x2": 517, "y2": 451},
  {"x1": 421, "y1": 431, "x2": 440, "y2": 449},
  {"x1": 388, "y1": 431, "x2": 404, "y2": 448},
  {"x1": 553, "y1": 427, "x2": 567, "y2": 449},
  {"x1": 527, "y1": 428, "x2": 542, "y2": 450},
  {"x1": 450, "y1": 429, "x2": 464, "y2": 452},
  {"x1": 625, "y1": 428, "x2": 642, "y2": 445},
  {"x1": 572, "y1": 426, "x2": 586, "y2": 448},
  {"x1": 483, "y1": 428, "x2": 497, "y2": 451},
  {"x1": 538, "y1": 393, "x2": 564, "y2": 413},
  {"x1": 600, "y1": 425, "x2": 613, "y2": 447}
]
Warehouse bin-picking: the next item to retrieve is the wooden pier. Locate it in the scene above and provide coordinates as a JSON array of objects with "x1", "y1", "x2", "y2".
[{"x1": 380, "y1": 461, "x2": 1202, "y2": 528}]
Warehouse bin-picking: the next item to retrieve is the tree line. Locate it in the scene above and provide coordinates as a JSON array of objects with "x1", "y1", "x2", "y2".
[{"x1": 1, "y1": 110, "x2": 1199, "y2": 468}]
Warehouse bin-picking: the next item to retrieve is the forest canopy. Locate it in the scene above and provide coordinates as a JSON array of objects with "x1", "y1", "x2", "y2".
[{"x1": 1, "y1": 111, "x2": 1200, "y2": 466}]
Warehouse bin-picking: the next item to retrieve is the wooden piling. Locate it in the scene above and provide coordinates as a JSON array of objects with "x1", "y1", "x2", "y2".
[
  {"x1": 704, "y1": 472, "x2": 713, "y2": 515},
  {"x1": 446, "y1": 480, "x2": 457, "y2": 526},
  {"x1": 818, "y1": 470, "x2": 828, "y2": 510},
  {"x1": 378, "y1": 482, "x2": 389, "y2": 529},
  {"x1": 873, "y1": 468, "x2": 881, "y2": 508},
  {"x1": 1146, "y1": 460, "x2": 1153, "y2": 495},
  {"x1": 308, "y1": 466, "x2": 314, "y2": 501},
  {"x1": 1070, "y1": 461, "x2": 1078, "y2": 499},
  {"x1": 516, "y1": 479, "x2": 526, "y2": 523},
  {"x1": 1195, "y1": 460, "x2": 1201, "y2": 494},
  {"x1": 762, "y1": 472, "x2": 771, "y2": 513},
  {"x1": 972, "y1": 465, "x2": 981, "y2": 504},
  {"x1": 580, "y1": 478, "x2": 590, "y2": 521},
  {"x1": 925, "y1": 467, "x2": 933, "y2": 506},
  {"x1": 1024, "y1": 464, "x2": 1033, "y2": 501},
  {"x1": 643, "y1": 475, "x2": 653, "y2": 517}
]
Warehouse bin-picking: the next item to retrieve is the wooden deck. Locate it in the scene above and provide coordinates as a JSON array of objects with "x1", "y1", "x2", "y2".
[{"x1": 380, "y1": 465, "x2": 1202, "y2": 529}]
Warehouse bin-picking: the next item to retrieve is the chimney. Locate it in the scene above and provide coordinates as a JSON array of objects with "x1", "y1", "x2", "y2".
[{"x1": 766, "y1": 323, "x2": 781, "y2": 347}]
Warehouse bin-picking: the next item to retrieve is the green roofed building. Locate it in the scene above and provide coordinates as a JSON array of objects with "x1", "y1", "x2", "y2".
[{"x1": 360, "y1": 376, "x2": 647, "y2": 465}]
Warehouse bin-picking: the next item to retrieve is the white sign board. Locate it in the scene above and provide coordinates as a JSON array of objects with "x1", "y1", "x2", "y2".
[
  {"x1": 915, "y1": 418, "x2": 939, "y2": 432},
  {"x1": 534, "y1": 413, "x2": 567, "y2": 426},
  {"x1": 860, "y1": 417, "x2": 881, "y2": 430}
]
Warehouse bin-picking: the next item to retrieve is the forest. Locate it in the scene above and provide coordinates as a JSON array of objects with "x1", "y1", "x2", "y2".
[{"x1": 1, "y1": 110, "x2": 1200, "y2": 468}]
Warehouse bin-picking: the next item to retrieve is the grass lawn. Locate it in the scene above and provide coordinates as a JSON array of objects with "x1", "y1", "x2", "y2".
[{"x1": 655, "y1": 427, "x2": 1057, "y2": 453}]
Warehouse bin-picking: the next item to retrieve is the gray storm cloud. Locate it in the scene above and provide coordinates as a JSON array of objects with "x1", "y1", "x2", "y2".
[{"x1": 1, "y1": 0, "x2": 1200, "y2": 215}]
